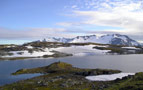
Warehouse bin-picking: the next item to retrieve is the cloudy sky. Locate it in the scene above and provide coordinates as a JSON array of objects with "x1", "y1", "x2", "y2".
[{"x1": 0, "y1": 0, "x2": 143, "y2": 44}]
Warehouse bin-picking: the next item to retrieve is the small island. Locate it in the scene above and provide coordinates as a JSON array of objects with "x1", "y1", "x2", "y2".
[{"x1": 1, "y1": 62, "x2": 143, "y2": 90}]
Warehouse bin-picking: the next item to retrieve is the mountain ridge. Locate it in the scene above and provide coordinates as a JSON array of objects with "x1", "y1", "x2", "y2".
[{"x1": 37, "y1": 34, "x2": 141, "y2": 46}]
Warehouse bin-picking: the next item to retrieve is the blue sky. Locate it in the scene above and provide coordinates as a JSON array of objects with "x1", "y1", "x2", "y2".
[
  {"x1": 0, "y1": 0, "x2": 70, "y2": 28},
  {"x1": 0, "y1": 0, "x2": 143, "y2": 44}
]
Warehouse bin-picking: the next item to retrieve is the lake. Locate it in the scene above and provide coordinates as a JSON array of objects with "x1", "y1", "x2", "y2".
[{"x1": 0, "y1": 54, "x2": 143, "y2": 86}]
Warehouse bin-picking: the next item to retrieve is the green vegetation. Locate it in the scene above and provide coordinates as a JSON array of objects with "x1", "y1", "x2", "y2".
[{"x1": 2, "y1": 62, "x2": 143, "y2": 90}]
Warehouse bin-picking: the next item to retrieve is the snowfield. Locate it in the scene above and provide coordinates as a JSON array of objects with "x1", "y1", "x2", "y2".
[
  {"x1": 50, "y1": 45, "x2": 110, "y2": 56},
  {"x1": 3, "y1": 45, "x2": 110, "y2": 57},
  {"x1": 85, "y1": 73, "x2": 135, "y2": 81}
]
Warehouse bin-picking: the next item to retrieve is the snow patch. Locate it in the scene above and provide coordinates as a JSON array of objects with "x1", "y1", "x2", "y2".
[
  {"x1": 85, "y1": 73, "x2": 135, "y2": 81},
  {"x1": 25, "y1": 45, "x2": 33, "y2": 49},
  {"x1": 122, "y1": 47, "x2": 141, "y2": 50},
  {"x1": 50, "y1": 45, "x2": 110, "y2": 56}
]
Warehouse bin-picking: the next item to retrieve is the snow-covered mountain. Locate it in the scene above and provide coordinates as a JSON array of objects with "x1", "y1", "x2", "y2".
[
  {"x1": 70, "y1": 34, "x2": 140, "y2": 46},
  {"x1": 40, "y1": 34, "x2": 141, "y2": 46}
]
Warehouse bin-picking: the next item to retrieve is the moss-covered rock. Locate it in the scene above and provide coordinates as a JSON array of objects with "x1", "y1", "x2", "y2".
[{"x1": 12, "y1": 62, "x2": 121, "y2": 76}]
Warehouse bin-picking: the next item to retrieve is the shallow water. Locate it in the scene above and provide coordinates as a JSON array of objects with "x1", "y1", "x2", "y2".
[{"x1": 0, "y1": 54, "x2": 143, "y2": 86}]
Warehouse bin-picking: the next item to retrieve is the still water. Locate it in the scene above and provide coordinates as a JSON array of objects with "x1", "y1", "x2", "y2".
[{"x1": 0, "y1": 54, "x2": 143, "y2": 86}]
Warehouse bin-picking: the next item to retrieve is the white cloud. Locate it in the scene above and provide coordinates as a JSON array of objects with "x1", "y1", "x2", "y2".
[
  {"x1": 60, "y1": 0, "x2": 143, "y2": 41},
  {"x1": 1, "y1": 0, "x2": 143, "y2": 42}
]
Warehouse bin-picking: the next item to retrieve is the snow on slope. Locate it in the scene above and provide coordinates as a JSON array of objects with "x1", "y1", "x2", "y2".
[
  {"x1": 50, "y1": 45, "x2": 110, "y2": 56},
  {"x1": 70, "y1": 34, "x2": 140, "y2": 46},
  {"x1": 86, "y1": 73, "x2": 135, "y2": 81},
  {"x1": 3, "y1": 45, "x2": 110, "y2": 57},
  {"x1": 43, "y1": 34, "x2": 140, "y2": 46}
]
